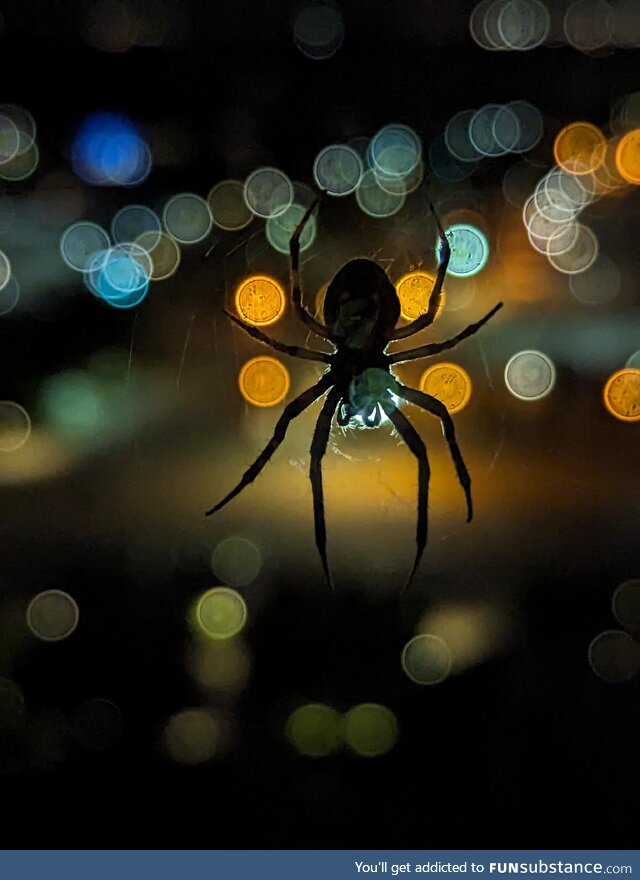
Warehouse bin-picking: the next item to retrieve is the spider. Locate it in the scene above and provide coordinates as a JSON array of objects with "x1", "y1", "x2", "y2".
[{"x1": 206, "y1": 194, "x2": 503, "y2": 590}]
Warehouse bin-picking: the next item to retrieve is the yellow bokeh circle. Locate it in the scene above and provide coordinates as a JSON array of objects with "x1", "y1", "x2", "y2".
[
  {"x1": 553, "y1": 122, "x2": 606, "y2": 176},
  {"x1": 285, "y1": 703, "x2": 342, "y2": 757},
  {"x1": 343, "y1": 703, "x2": 398, "y2": 757},
  {"x1": 238, "y1": 356, "x2": 290, "y2": 407},
  {"x1": 234, "y1": 275, "x2": 286, "y2": 327},
  {"x1": 395, "y1": 271, "x2": 445, "y2": 321},
  {"x1": 602, "y1": 369, "x2": 640, "y2": 422},
  {"x1": 419, "y1": 362, "x2": 472, "y2": 414},
  {"x1": 615, "y1": 129, "x2": 640, "y2": 185},
  {"x1": 195, "y1": 587, "x2": 247, "y2": 640}
]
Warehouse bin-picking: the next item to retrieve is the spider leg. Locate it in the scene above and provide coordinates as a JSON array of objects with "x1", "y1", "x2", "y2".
[
  {"x1": 387, "y1": 198, "x2": 451, "y2": 342},
  {"x1": 309, "y1": 385, "x2": 344, "y2": 589},
  {"x1": 336, "y1": 401, "x2": 351, "y2": 426},
  {"x1": 205, "y1": 374, "x2": 333, "y2": 516},
  {"x1": 379, "y1": 398, "x2": 431, "y2": 591},
  {"x1": 224, "y1": 310, "x2": 331, "y2": 363},
  {"x1": 290, "y1": 197, "x2": 334, "y2": 341},
  {"x1": 388, "y1": 302, "x2": 503, "y2": 365},
  {"x1": 396, "y1": 382, "x2": 472, "y2": 522}
]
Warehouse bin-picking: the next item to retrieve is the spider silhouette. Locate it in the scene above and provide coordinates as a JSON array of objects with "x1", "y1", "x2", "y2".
[{"x1": 206, "y1": 195, "x2": 503, "y2": 590}]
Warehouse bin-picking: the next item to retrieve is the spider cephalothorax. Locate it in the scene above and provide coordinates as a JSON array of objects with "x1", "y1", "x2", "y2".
[{"x1": 206, "y1": 194, "x2": 503, "y2": 591}]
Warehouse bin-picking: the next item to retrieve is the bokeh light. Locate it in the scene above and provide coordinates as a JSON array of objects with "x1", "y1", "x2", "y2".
[
  {"x1": 26, "y1": 589, "x2": 79, "y2": 642},
  {"x1": 429, "y1": 134, "x2": 479, "y2": 183},
  {"x1": 71, "y1": 112, "x2": 151, "y2": 186},
  {"x1": 0, "y1": 250, "x2": 10, "y2": 291},
  {"x1": 343, "y1": 704, "x2": 398, "y2": 757},
  {"x1": 0, "y1": 276, "x2": 20, "y2": 316},
  {"x1": 238, "y1": 356, "x2": 291, "y2": 407},
  {"x1": 207, "y1": 180, "x2": 254, "y2": 231},
  {"x1": 440, "y1": 224, "x2": 489, "y2": 277},
  {"x1": 0, "y1": 103, "x2": 36, "y2": 155},
  {"x1": 163, "y1": 708, "x2": 222, "y2": 764},
  {"x1": 614, "y1": 129, "x2": 640, "y2": 184},
  {"x1": 163, "y1": 193, "x2": 212, "y2": 244},
  {"x1": 612, "y1": 579, "x2": 640, "y2": 633},
  {"x1": 418, "y1": 603, "x2": 511, "y2": 674},
  {"x1": 266, "y1": 203, "x2": 316, "y2": 255},
  {"x1": 244, "y1": 167, "x2": 294, "y2": 219},
  {"x1": 395, "y1": 271, "x2": 444, "y2": 321},
  {"x1": 111, "y1": 204, "x2": 161, "y2": 245},
  {"x1": 553, "y1": 122, "x2": 606, "y2": 176},
  {"x1": 211, "y1": 536, "x2": 262, "y2": 587},
  {"x1": 470, "y1": 103, "x2": 518, "y2": 156},
  {"x1": 506, "y1": 100, "x2": 544, "y2": 152},
  {"x1": 401, "y1": 634, "x2": 452, "y2": 685},
  {"x1": 0, "y1": 142, "x2": 39, "y2": 181},
  {"x1": 625, "y1": 350, "x2": 640, "y2": 369},
  {"x1": 39, "y1": 370, "x2": 108, "y2": 443},
  {"x1": 94, "y1": 245, "x2": 151, "y2": 308},
  {"x1": 193, "y1": 587, "x2": 248, "y2": 640},
  {"x1": 292, "y1": 2, "x2": 345, "y2": 59},
  {"x1": 186, "y1": 638, "x2": 251, "y2": 694},
  {"x1": 504, "y1": 350, "x2": 556, "y2": 401},
  {"x1": 285, "y1": 703, "x2": 342, "y2": 757},
  {"x1": 370, "y1": 124, "x2": 422, "y2": 179},
  {"x1": 0, "y1": 114, "x2": 20, "y2": 165},
  {"x1": 0, "y1": 401, "x2": 32, "y2": 452},
  {"x1": 546, "y1": 223, "x2": 598, "y2": 274},
  {"x1": 602, "y1": 368, "x2": 640, "y2": 422},
  {"x1": 498, "y1": 0, "x2": 550, "y2": 50},
  {"x1": 135, "y1": 230, "x2": 181, "y2": 281},
  {"x1": 313, "y1": 144, "x2": 363, "y2": 196},
  {"x1": 588, "y1": 630, "x2": 640, "y2": 683},
  {"x1": 234, "y1": 275, "x2": 286, "y2": 326},
  {"x1": 419, "y1": 362, "x2": 472, "y2": 414},
  {"x1": 444, "y1": 110, "x2": 481, "y2": 163},
  {"x1": 356, "y1": 169, "x2": 406, "y2": 217},
  {"x1": 60, "y1": 222, "x2": 110, "y2": 272},
  {"x1": 563, "y1": 0, "x2": 614, "y2": 52},
  {"x1": 569, "y1": 255, "x2": 620, "y2": 306}
]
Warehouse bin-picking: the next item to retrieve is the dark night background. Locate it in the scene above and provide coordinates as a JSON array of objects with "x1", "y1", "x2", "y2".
[{"x1": 0, "y1": 0, "x2": 639, "y2": 849}]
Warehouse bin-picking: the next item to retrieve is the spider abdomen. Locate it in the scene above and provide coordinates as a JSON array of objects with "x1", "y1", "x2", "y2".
[{"x1": 345, "y1": 367, "x2": 397, "y2": 427}]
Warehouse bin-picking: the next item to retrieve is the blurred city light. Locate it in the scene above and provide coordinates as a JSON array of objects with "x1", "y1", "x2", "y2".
[
  {"x1": 395, "y1": 271, "x2": 444, "y2": 321},
  {"x1": 602, "y1": 368, "x2": 640, "y2": 422},
  {"x1": 234, "y1": 276, "x2": 286, "y2": 326},
  {"x1": 588, "y1": 630, "x2": 640, "y2": 683},
  {"x1": 0, "y1": 401, "x2": 31, "y2": 452},
  {"x1": 71, "y1": 111, "x2": 151, "y2": 186},
  {"x1": 292, "y1": 2, "x2": 345, "y2": 59},
  {"x1": 285, "y1": 703, "x2": 342, "y2": 757},
  {"x1": 163, "y1": 708, "x2": 223, "y2": 764},
  {"x1": 401, "y1": 634, "x2": 452, "y2": 685},
  {"x1": 26, "y1": 589, "x2": 79, "y2": 642},
  {"x1": 237, "y1": 356, "x2": 291, "y2": 407},
  {"x1": 244, "y1": 167, "x2": 294, "y2": 219},
  {"x1": 211, "y1": 536, "x2": 262, "y2": 587},
  {"x1": 163, "y1": 193, "x2": 212, "y2": 244},
  {"x1": 313, "y1": 144, "x2": 363, "y2": 196},
  {"x1": 612, "y1": 579, "x2": 640, "y2": 633},
  {"x1": 419, "y1": 363, "x2": 472, "y2": 414},
  {"x1": 266, "y1": 203, "x2": 316, "y2": 254},
  {"x1": 343, "y1": 704, "x2": 399, "y2": 757},
  {"x1": 207, "y1": 180, "x2": 254, "y2": 231},
  {"x1": 504, "y1": 350, "x2": 556, "y2": 401},
  {"x1": 192, "y1": 586, "x2": 248, "y2": 640}
]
